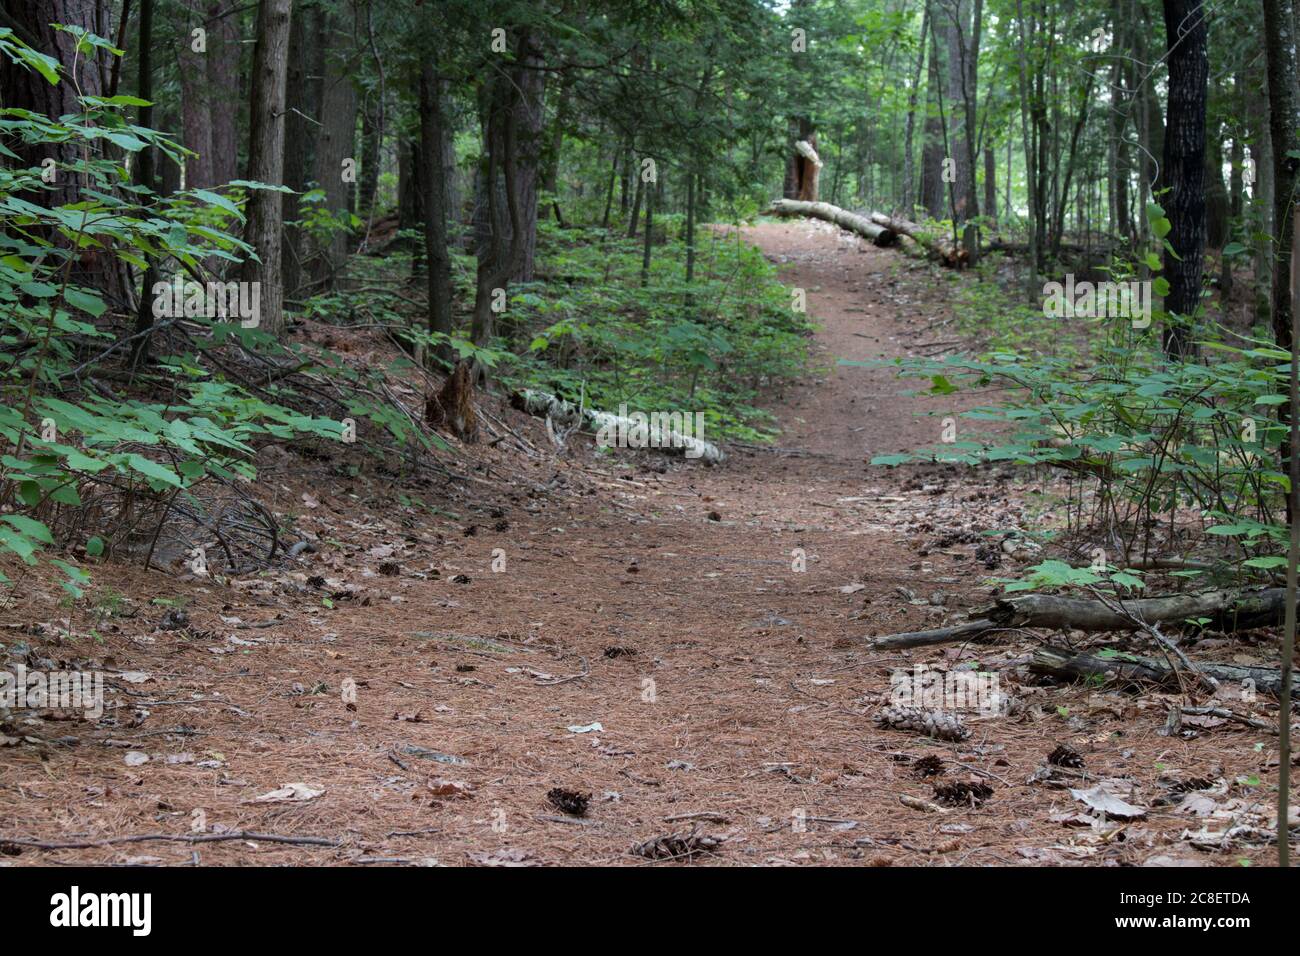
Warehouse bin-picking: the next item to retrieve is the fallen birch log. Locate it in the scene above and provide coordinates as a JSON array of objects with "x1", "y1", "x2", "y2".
[
  {"x1": 867, "y1": 213, "x2": 967, "y2": 267},
  {"x1": 510, "y1": 389, "x2": 725, "y2": 464},
  {"x1": 1030, "y1": 644, "x2": 1299, "y2": 700},
  {"x1": 869, "y1": 588, "x2": 1287, "y2": 649},
  {"x1": 766, "y1": 199, "x2": 898, "y2": 247}
]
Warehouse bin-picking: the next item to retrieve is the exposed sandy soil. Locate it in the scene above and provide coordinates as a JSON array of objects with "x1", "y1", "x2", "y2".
[{"x1": 0, "y1": 220, "x2": 1291, "y2": 866}]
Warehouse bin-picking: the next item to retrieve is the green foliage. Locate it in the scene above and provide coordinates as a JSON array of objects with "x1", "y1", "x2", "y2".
[
  {"x1": 0, "y1": 27, "x2": 363, "y2": 591},
  {"x1": 498, "y1": 225, "x2": 812, "y2": 441}
]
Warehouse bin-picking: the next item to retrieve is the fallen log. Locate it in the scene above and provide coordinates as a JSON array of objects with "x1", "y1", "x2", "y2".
[
  {"x1": 869, "y1": 588, "x2": 1287, "y2": 649},
  {"x1": 870, "y1": 620, "x2": 1006, "y2": 650},
  {"x1": 510, "y1": 389, "x2": 725, "y2": 464},
  {"x1": 766, "y1": 199, "x2": 898, "y2": 247},
  {"x1": 1030, "y1": 644, "x2": 1299, "y2": 700},
  {"x1": 982, "y1": 588, "x2": 1286, "y2": 633},
  {"x1": 867, "y1": 213, "x2": 968, "y2": 267}
]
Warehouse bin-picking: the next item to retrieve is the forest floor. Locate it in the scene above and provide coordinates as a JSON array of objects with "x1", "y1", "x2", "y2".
[{"x1": 0, "y1": 220, "x2": 1289, "y2": 867}]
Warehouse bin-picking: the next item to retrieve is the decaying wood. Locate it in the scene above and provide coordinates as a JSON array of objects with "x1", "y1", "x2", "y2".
[
  {"x1": 867, "y1": 212, "x2": 968, "y2": 266},
  {"x1": 766, "y1": 199, "x2": 898, "y2": 247},
  {"x1": 510, "y1": 389, "x2": 725, "y2": 464},
  {"x1": 870, "y1": 588, "x2": 1287, "y2": 649},
  {"x1": 425, "y1": 359, "x2": 479, "y2": 443},
  {"x1": 1030, "y1": 644, "x2": 1300, "y2": 700},
  {"x1": 983, "y1": 588, "x2": 1286, "y2": 633},
  {"x1": 870, "y1": 619, "x2": 1005, "y2": 650},
  {"x1": 0, "y1": 830, "x2": 342, "y2": 850}
]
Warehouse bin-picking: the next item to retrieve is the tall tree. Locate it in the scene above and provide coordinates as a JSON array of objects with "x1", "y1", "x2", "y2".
[
  {"x1": 1159, "y1": 0, "x2": 1208, "y2": 359},
  {"x1": 419, "y1": 59, "x2": 453, "y2": 354},
  {"x1": 1263, "y1": 0, "x2": 1300, "y2": 352},
  {"x1": 239, "y1": 0, "x2": 293, "y2": 336},
  {"x1": 310, "y1": 6, "x2": 360, "y2": 288}
]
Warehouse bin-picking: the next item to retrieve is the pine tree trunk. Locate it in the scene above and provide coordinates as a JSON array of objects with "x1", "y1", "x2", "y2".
[
  {"x1": 0, "y1": 0, "x2": 130, "y2": 308},
  {"x1": 310, "y1": 9, "x2": 359, "y2": 289},
  {"x1": 206, "y1": 0, "x2": 239, "y2": 187},
  {"x1": 239, "y1": 0, "x2": 293, "y2": 337},
  {"x1": 1159, "y1": 0, "x2": 1208, "y2": 360},
  {"x1": 419, "y1": 60, "x2": 453, "y2": 351},
  {"x1": 179, "y1": 0, "x2": 213, "y2": 189},
  {"x1": 281, "y1": 5, "x2": 313, "y2": 300}
]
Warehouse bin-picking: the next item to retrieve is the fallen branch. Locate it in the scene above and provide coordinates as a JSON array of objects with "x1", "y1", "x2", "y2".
[
  {"x1": 510, "y1": 389, "x2": 725, "y2": 464},
  {"x1": 869, "y1": 588, "x2": 1287, "y2": 649},
  {"x1": 867, "y1": 212, "x2": 967, "y2": 267},
  {"x1": 1030, "y1": 644, "x2": 1300, "y2": 700},
  {"x1": 765, "y1": 199, "x2": 898, "y2": 247},
  {"x1": 0, "y1": 830, "x2": 342, "y2": 850}
]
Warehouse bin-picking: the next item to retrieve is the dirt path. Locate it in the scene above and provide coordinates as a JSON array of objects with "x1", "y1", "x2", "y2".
[{"x1": 0, "y1": 221, "x2": 1277, "y2": 866}]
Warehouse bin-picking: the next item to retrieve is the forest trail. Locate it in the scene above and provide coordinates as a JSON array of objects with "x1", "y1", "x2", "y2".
[{"x1": 0, "y1": 223, "x2": 1265, "y2": 867}]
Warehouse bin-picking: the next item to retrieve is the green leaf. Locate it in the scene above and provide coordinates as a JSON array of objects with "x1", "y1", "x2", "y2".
[
  {"x1": 64, "y1": 287, "x2": 107, "y2": 317},
  {"x1": 126, "y1": 454, "x2": 181, "y2": 487}
]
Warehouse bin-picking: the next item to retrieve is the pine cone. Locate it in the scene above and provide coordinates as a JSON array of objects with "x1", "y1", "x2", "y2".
[
  {"x1": 875, "y1": 704, "x2": 971, "y2": 741},
  {"x1": 1048, "y1": 744, "x2": 1085, "y2": 768}
]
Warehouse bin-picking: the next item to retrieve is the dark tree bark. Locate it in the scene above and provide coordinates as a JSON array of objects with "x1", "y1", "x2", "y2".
[
  {"x1": 359, "y1": 104, "x2": 381, "y2": 218},
  {"x1": 0, "y1": 0, "x2": 131, "y2": 308},
  {"x1": 627, "y1": 170, "x2": 644, "y2": 238},
  {"x1": 1263, "y1": 0, "x2": 1300, "y2": 524},
  {"x1": 685, "y1": 172, "x2": 696, "y2": 283},
  {"x1": 419, "y1": 60, "x2": 453, "y2": 353},
  {"x1": 238, "y1": 0, "x2": 293, "y2": 336},
  {"x1": 398, "y1": 137, "x2": 419, "y2": 232},
  {"x1": 640, "y1": 173, "x2": 653, "y2": 287},
  {"x1": 206, "y1": 0, "x2": 239, "y2": 187},
  {"x1": 281, "y1": 4, "x2": 314, "y2": 301},
  {"x1": 130, "y1": 0, "x2": 157, "y2": 366},
  {"x1": 1159, "y1": 0, "x2": 1209, "y2": 359},
  {"x1": 919, "y1": 13, "x2": 947, "y2": 219},
  {"x1": 1264, "y1": 0, "x2": 1300, "y2": 353},
  {"x1": 310, "y1": 8, "x2": 359, "y2": 288},
  {"x1": 510, "y1": 29, "x2": 546, "y2": 281},
  {"x1": 179, "y1": 0, "x2": 213, "y2": 189}
]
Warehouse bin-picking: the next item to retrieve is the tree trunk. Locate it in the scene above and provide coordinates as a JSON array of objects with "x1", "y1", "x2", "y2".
[
  {"x1": 238, "y1": 0, "x2": 293, "y2": 337},
  {"x1": 510, "y1": 28, "x2": 546, "y2": 281},
  {"x1": 0, "y1": 0, "x2": 131, "y2": 308},
  {"x1": 1264, "y1": 0, "x2": 1300, "y2": 353},
  {"x1": 900, "y1": 1, "x2": 931, "y2": 214},
  {"x1": 178, "y1": 0, "x2": 213, "y2": 189},
  {"x1": 309, "y1": 8, "x2": 359, "y2": 289},
  {"x1": 206, "y1": 0, "x2": 239, "y2": 187},
  {"x1": 640, "y1": 177, "x2": 654, "y2": 287},
  {"x1": 685, "y1": 172, "x2": 696, "y2": 283},
  {"x1": 1159, "y1": 0, "x2": 1208, "y2": 360},
  {"x1": 281, "y1": 4, "x2": 314, "y2": 301},
  {"x1": 419, "y1": 60, "x2": 453, "y2": 353},
  {"x1": 130, "y1": 0, "x2": 157, "y2": 367}
]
